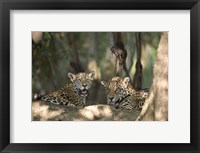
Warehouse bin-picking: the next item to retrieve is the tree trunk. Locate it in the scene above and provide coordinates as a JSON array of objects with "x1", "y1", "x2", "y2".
[
  {"x1": 111, "y1": 32, "x2": 130, "y2": 78},
  {"x1": 67, "y1": 33, "x2": 83, "y2": 73},
  {"x1": 127, "y1": 32, "x2": 135, "y2": 73},
  {"x1": 133, "y1": 32, "x2": 143, "y2": 90},
  {"x1": 32, "y1": 101, "x2": 140, "y2": 121},
  {"x1": 136, "y1": 32, "x2": 168, "y2": 121},
  {"x1": 86, "y1": 33, "x2": 102, "y2": 105}
]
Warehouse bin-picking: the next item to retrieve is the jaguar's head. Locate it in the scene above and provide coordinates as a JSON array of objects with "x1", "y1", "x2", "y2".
[
  {"x1": 68, "y1": 71, "x2": 95, "y2": 97},
  {"x1": 101, "y1": 77, "x2": 131, "y2": 107}
]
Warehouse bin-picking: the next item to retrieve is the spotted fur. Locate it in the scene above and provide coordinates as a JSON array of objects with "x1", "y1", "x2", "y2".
[
  {"x1": 39, "y1": 72, "x2": 95, "y2": 108},
  {"x1": 101, "y1": 77, "x2": 149, "y2": 111}
]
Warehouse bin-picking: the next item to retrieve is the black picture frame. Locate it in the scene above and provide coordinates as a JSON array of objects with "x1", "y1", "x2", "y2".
[{"x1": 0, "y1": 0, "x2": 200, "y2": 153}]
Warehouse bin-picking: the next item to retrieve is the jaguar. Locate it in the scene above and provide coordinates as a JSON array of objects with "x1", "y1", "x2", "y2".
[
  {"x1": 101, "y1": 76, "x2": 149, "y2": 111},
  {"x1": 35, "y1": 71, "x2": 95, "y2": 108}
]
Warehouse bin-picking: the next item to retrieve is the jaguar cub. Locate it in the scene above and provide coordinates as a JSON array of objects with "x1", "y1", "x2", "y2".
[
  {"x1": 101, "y1": 77, "x2": 149, "y2": 111},
  {"x1": 38, "y1": 72, "x2": 95, "y2": 108}
]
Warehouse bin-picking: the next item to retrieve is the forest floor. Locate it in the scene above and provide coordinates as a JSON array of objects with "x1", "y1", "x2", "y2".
[{"x1": 32, "y1": 101, "x2": 140, "y2": 121}]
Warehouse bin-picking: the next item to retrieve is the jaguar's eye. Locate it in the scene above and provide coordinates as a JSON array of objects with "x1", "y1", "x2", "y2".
[
  {"x1": 118, "y1": 84, "x2": 122, "y2": 88},
  {"x1": 117, "y1": 85, "x2": 123, "y2": 90},
  {"x1": 75, "y1": 79, "x2": 81, "y2": 82}
]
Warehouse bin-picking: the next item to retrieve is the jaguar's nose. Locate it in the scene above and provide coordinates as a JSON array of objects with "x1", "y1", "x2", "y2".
[
  {"x1": 109, "y1": 97, "x2": 114, "y2": 101},
  {"x1": 82, "y1": 84, "x2": 87, "y2": 88}
]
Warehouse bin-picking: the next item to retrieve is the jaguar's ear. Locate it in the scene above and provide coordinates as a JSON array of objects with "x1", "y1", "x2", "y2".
[
  {"x1": 101, "y1": 81, "x2": 108, "y2": 88},
  {"x1": 88, "y1": 71, "x2": 95, "y2": 80},
  {"x1": 68, "y1": 72, "x2": 76, "y2": 82},
  {"x1": 123, "y1": 77, "x2": 130, "y2": 87}
]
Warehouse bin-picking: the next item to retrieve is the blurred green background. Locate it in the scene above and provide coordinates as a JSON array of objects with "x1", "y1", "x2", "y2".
[{"x1": 32, "y1": 32, "x2": 161, "y2": 105}]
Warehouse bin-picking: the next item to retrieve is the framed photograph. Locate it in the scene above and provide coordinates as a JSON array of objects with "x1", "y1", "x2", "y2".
[{"x1": 0, "y1": 0, "x2": 199, "y2": 153}]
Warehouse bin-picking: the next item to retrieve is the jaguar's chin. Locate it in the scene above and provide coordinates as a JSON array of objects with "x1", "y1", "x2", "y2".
[
  {"x1": 114, "y1": 100, "x2": 120, "y2": 109},
  {"x1": 79, "y1": 89, "x2": 89, "y2": 96},
  {"x1": 108, "y1": 100, "x2": 117, "y2": 106},
  {"x1": 107, "y1": 98, "x2": 121, "y2": 109}
]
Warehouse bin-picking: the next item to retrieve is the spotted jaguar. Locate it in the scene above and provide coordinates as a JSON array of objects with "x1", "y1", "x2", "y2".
[
  {"x1": 101, "y1": 76, "x2": 149, "y2": 111},
  {"x1": 35, "y1": 72, "x2": 95, "y2": 108}
]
